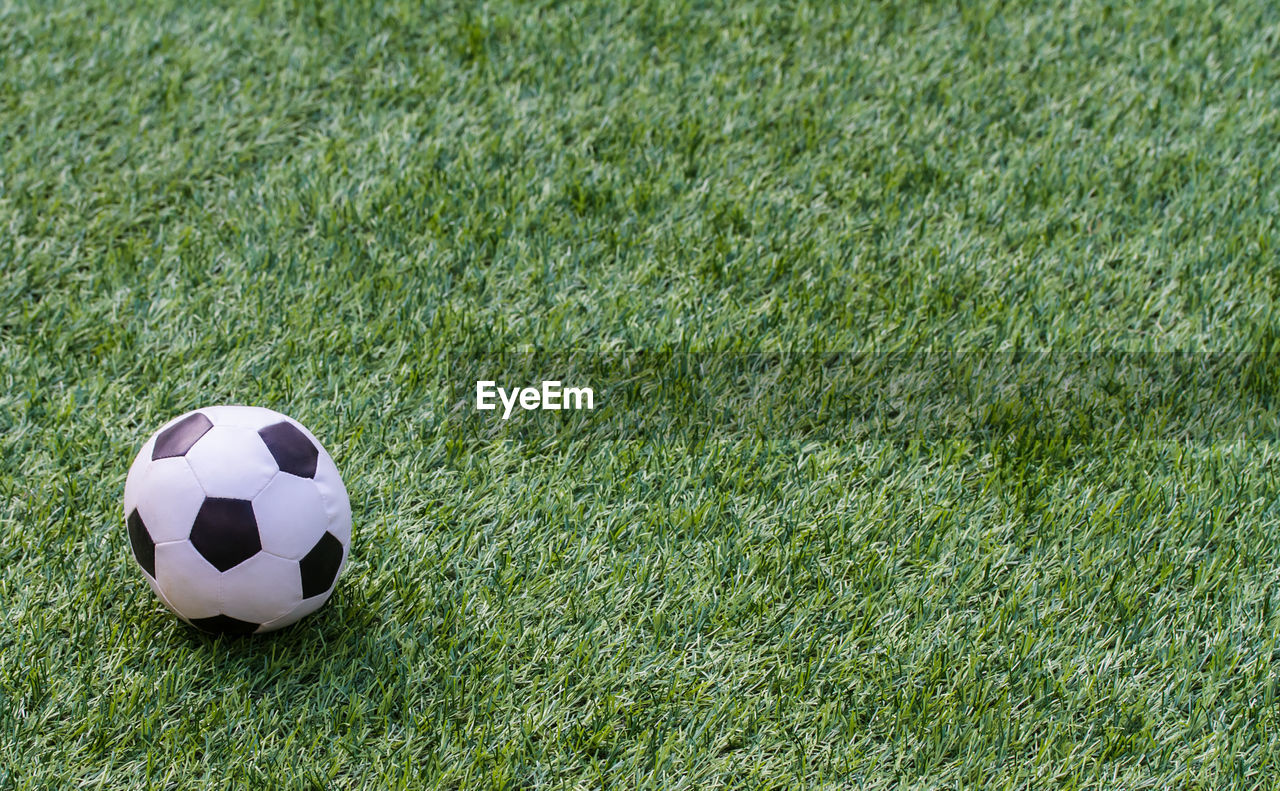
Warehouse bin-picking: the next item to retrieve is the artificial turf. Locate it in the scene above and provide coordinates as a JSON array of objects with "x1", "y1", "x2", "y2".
[{"x1": 4, "y1": 0, "x2": 1280, "y2": 787}]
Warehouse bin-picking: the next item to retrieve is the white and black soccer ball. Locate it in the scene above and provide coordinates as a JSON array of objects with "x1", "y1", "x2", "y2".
[{"x1": 123, "y1": 405, "x2": 351, "y2": 635}]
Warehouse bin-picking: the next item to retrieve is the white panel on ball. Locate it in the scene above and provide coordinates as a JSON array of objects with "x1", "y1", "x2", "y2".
[
  {"x1": 313, "y1": 452, "x2": 353, "y2": 545},
  {"x1": 220, "y1": 552, "x2": 304, "y2": 624},
  {"x1": 253, "y1": 474, "x2": 331, "y2": 560},
  {"x1": 200, "y1": 405, "x2": 290, "y2": 432},
  {"x1": 144, "y1": 573, "x2": 183, "y2": 620},
  {"x1": 184, "y1": 426, "x2": 279, "y2": 498},
  {"x1": 257, "y1": 592, "x2": 332, "y2": 633},
  {"x1": 154, "y1": 541, "x2": 224, "y2": 620},
  {"x1": 129, "y1": 458, "x2": 205, "y2": 543},
  {"x1": 122, "y1": 436, "x2": 156, "y2": 511}
]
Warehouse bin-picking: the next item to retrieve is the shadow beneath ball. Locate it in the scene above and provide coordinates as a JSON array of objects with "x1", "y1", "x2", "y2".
[{"x1": 167, "y1": 582, "x2": 403, "y2": 699}]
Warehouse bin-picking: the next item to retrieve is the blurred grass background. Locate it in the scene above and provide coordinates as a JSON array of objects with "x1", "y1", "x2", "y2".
[{"x1": 3, "y1": 0, "x2": 1280, "y2": 787}]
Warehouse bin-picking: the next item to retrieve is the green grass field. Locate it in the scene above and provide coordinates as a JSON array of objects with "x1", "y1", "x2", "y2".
[{"x1": 5, "y1": 0, "x2": 1280, "y2": 787}]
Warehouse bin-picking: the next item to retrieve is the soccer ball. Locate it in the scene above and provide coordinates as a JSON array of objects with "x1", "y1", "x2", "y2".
[{"x1": 123, "y1": 405, "x2": 352, "y2": 634}]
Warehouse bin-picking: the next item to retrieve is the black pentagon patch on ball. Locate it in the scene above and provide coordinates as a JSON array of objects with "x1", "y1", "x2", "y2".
[
  {"x1": 152, "y1": 412, "x2": 214, "y2": 460},
  {"x1": 190, "y1": 614, "x2": 259, "y2": 635},
  {"x1": 190, "y1": 497, "x2": 261, "y2": 572},
  {"x1": 258, "y1": 421, "x2": 318, "y2": 478},
  {"x1": 300, "y1": 531, "x2": 343, "y2": 599},
  {"x1": 126, "y1": 508, "x2": 156, "y2": 577}
]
